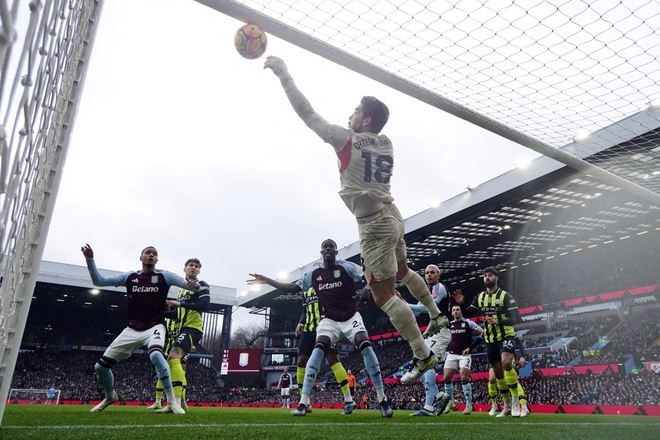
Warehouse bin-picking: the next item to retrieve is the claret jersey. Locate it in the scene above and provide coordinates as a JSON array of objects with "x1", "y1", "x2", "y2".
[
  {"x1": 298, "y1": 260, "x2": 364, "y2": 322},
  {"x1": 85, "y1": 258, "x2": 191, "y2": 331}
]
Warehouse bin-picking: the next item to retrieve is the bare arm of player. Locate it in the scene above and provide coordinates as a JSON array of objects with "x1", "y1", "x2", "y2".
[
  {"x1": 462, "y1": 292, "x2": 483, "y2": 319},
  {"x1": 264, "y1": 56, "x2": 350, "y2": 150},
  {"x1": 81, "y1": 244, "x2": 130, "y2": 287},
  {"x1": 296, "y1": 305, "x2": 306, "y2": 337},
  {"x1": 247, "y1": 273, "x2": 301, "y2": 294},
  {"x1": 467, "y1": 319, "x2": 484, "y2": 336}
]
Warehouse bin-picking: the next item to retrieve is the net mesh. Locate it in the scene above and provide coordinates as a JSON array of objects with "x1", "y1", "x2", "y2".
[
  {"x1": 564, "y1": 122, "x2": 660, "y2": 195},
  {"x1": 7, "y1": 388, "x2": 61, "y2": 405},
  {"x1": 204, "y1": 0, "x2": 660, "y2": 197},
  {"x1": 0, "y1": 0, "x2": 102, "y2": 420}
]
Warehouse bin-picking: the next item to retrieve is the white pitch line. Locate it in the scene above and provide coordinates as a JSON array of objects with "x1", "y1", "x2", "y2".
[{"x1": 2, "y1": 422, "x2": 658, "y2": 430}]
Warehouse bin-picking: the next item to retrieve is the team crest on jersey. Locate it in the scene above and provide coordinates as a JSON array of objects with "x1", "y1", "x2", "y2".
[
  {"x1": 151, "y1": 275, "x2": 159, "y2": 284},
  {"x1": 333, "y1": 270, "x2": 341, "y2": 279},
  {"x1": 239, "y1": 352, "x2": 250, "y2": 367}
]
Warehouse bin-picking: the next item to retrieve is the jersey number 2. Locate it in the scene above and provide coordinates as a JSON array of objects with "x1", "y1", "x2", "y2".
[{"x1": 361, "y1": 152, "x2": 393, "y2": 183}]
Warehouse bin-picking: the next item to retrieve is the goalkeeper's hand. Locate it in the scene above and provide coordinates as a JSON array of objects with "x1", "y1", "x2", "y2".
[{"x1": 264, "y1": 56, "x2": 288, "y2": 77}]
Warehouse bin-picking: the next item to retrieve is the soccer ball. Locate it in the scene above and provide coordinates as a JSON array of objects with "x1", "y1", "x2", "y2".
[{"x1": 234, "y1": 24, "x2": 267, "y2": 59}]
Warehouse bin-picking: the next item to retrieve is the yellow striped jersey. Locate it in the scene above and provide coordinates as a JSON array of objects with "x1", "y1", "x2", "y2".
[
  {"x1": 469, "y1": 288, "x2": 518, "y2": 343},
  {"x1": 166, "y1": 280, "x2": 210, "y2": 335},
  {"x1": 301, "y1": 287, "x2": 322, "y2": 332}
]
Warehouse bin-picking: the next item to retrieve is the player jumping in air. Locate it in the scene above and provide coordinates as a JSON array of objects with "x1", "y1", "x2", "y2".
[
  {"x1": 81, "y1": 244, "x2": 198, "y2": 415},
  {"x1": 264, "y1": 56, "x2": 448, "y2": 383}
]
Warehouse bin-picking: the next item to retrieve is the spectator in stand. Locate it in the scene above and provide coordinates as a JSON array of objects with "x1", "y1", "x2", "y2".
[{"x1": 347, "y1": 370, "x2": 357, "y2": 397}]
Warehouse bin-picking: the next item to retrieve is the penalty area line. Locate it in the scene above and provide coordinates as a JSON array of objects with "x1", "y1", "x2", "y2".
[{"x1": 2, "y1": 421, "x2": 659, "y2": 430}]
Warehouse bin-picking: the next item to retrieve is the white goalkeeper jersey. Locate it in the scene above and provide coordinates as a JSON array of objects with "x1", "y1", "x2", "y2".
[
  {"x1": 279, "y1": 76, "x2": 394, "y2": 218},
  {"x1": 330, "y1": 127, "x2": 394, "y2": 218}
]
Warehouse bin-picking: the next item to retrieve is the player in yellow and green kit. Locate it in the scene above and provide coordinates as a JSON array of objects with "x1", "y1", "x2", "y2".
[
  {"x1": 465, "y1": 267, "x2": 522, "y2": 417},
  {"x1": 147, "y1": 258, "x2": 210, "y2": 412},
  {"x1": 485, "y1": 335, "x2": 530, "y2": 417}
]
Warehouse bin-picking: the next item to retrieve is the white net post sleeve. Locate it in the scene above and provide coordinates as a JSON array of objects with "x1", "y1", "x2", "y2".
[{"x1": 0, "y1": 0, "x2": 104, "y2": 424}]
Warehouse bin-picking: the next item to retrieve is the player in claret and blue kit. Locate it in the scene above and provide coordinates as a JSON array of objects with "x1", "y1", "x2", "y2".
[
  {"x1": 291, "y1": 239, "x2": 393, "y2": 418},
  {"x1": 81, "y1": 244, "x2": 199, "y2": 415}
]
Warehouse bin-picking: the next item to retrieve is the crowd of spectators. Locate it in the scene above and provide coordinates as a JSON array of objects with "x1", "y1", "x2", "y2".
[
  {"x1": 11, "y1": 303, "x2": 659, "y2": 408},
  {"x1": 11, "y1": 350, "x2": 217, "y2": 403},
  {"x1": 521, "y1": 371, "x2": 659, "y2": 406},
  {"x1": 11, "y1": 346, "x2": 658, "y2": 408},
  {"x1": 576, "y1": 310, "x2": 659, "y2": 365}
]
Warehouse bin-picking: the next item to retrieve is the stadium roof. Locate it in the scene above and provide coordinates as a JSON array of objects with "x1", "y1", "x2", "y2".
[
  {"x1": 240, "y1": 107, "x2": 660, "y2": 309},
  {"x1": 36, "y1": 261, "x2": 237, "y2": 306}
]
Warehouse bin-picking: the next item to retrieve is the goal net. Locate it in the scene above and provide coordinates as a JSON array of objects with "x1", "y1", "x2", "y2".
[
  {"x1": 0, "y1": 0, "x2": 104, "y2": 423},
  {"x1": 196, "y1": 0, "x2": 660, "y2": 203},
  {"x1": 7, "y1": 388, "x2": 61, "y2": 405}
]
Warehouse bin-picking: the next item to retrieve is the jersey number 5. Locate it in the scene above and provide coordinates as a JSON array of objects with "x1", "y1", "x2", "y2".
[{"x1": 361, "y1": 151, "x2": 393, "y2": 183}]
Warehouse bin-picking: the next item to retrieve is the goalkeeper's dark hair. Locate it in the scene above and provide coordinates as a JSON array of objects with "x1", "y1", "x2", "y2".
[{"x1": 361, "y1": 96, "x2": 389, "y2": 133}]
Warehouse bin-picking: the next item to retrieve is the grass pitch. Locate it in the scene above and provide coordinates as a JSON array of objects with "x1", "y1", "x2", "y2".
[{"x1": 2, "y1": 405, "x2": 658, "y2": 440}]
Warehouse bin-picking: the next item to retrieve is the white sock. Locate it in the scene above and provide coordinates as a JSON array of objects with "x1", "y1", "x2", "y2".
[
  {"x1": 165, "y1": 390, "x2": 176, "y2": 406},
  {"x1": 376, "y1": 388, "x2": 386, "y2": 402},
  {"x1": 380, "y1": 296, "x2": 430, "y2": 359},
  {"x1": 300, "y1": 393, "x2": 311, "y2": 406},
  {"x1": 400, "y1": 269, "x2": 441, "y2": 317}
]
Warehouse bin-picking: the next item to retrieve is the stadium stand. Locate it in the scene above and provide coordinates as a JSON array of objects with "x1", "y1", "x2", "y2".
[{"x1": 10, "y1": 299, "x2": 659, "y2": 409}]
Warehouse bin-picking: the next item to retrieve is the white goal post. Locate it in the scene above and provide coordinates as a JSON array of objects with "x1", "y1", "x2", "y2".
[
  {"x1": 7, "y1": 388, "x2": 61, "y2": 405},
  {"x1": 0, "y1": 0, "x2": 104, "y2": 424}
]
